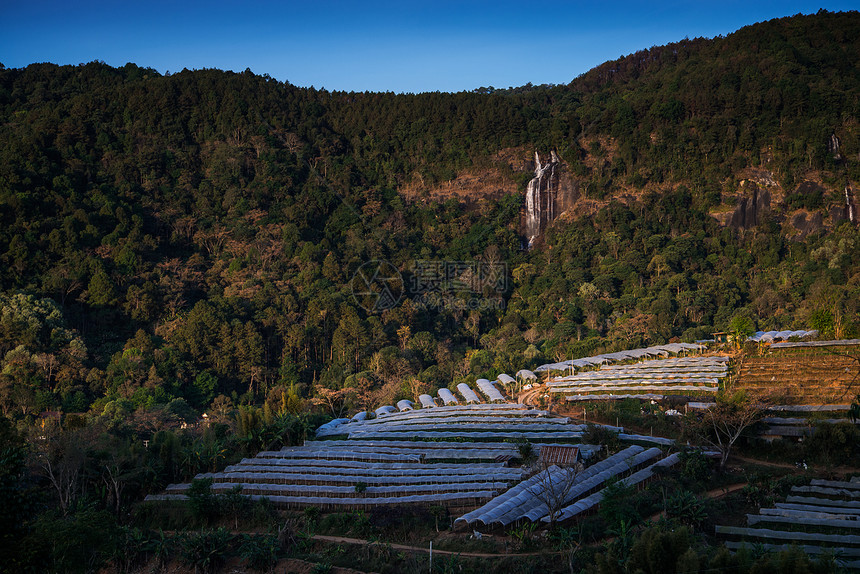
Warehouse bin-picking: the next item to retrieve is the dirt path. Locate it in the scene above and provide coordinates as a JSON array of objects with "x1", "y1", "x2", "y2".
[
  {"x1": 518, "y1": 387, "x2": 543, "y2": 407},
  {"x1": 730, "y1": 455, "x2": 797, "y2": 469},
  {"x1": 731, "y1": 455, "x2": 860, "y2": 475},
  {"x1": 703, "y1": 482, "x2": 748, "y2": 499},
  {"x1": 311, "y1": 534, "x2": 564, "y2": 558}
]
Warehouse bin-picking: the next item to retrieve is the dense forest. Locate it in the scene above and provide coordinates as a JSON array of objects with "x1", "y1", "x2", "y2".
[
  {"x1": 0, "y1": 12, "x2": 859, "y2": 567},
  {"x1": 0, "y1": 10, "x2": 858, "y2": 419}
]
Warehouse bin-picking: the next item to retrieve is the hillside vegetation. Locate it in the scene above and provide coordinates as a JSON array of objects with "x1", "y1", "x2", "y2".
[{"x1": 0, "y1": 10, "x2": 858, "y2": 422}]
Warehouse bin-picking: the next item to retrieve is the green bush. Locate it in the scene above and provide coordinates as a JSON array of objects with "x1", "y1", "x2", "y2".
[
  {"x1": 599, "y1": 480, "x2": 640, "y2": 527},
  {"x1": 583, "y1": 424, "x2": 622, "y2": 453},
  {"x1": 304, "y1": 505, "x2": 321, "y2": 528},
  {"x1": 679, "y1": 448, "x2": 712, "y2": 484},
  {"x1": 218, "y1": 484, "x2": 250, "y2": 529},
  {"x1": 665, "y1": 491, "x2": 707, "y2": 528},
  {"x1": 239, "y1": 533, "x2": 280, "y2": 572},
  {"x1": 180, "y1": 528, "x2": 234, "y2": 574},
  {"x1": 113, "y1": 526, "x2": 153, "y2": 574},
  {"x1": 21, "y1": 508, "x2": 119, "y2": 574},
  {"x1": 804, "y1": 422, "x2": 860, "y2": 465},
  {"x1": 513, "y1": 437, "x2": 537, "y2": 467},
  {"x1": 186, "y1": 477, "x2": 217, "y2": 523},
  {"x1": 627, "y1": 526, "x2": 692, "y2": 574}
]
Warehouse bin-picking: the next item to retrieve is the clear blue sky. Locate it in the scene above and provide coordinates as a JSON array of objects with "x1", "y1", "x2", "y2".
[{"x1": 1, "y1": 1, "x2": 856, "y2": 93}]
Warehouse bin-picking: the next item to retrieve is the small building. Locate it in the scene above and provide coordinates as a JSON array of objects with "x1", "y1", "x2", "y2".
[{"x1": 538, "y1": 445, "x2": 582, "y2": 468}]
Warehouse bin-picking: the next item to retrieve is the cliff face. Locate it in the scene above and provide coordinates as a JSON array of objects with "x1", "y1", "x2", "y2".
[
  {"x1": 729, "y1": 180, "x2": 772, "y2": 230},
  {"x1": 401, "y1": 145, "x2": 856, "y2": 248},
  {"x1": 721, "y1": 170, "x2": 857, "y2": 236},
  {"x1": 516, "y1": 151, "x2": 856, "y2": 247}
]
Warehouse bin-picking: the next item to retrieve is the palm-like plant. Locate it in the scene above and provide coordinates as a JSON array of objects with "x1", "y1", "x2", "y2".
[
  {"x1": 239, "y1": 533, "x2": 279, "y2": 573},
  {"x1": 665, "y1": 490, "x2": 707, "y2": 528},
  {"x1": 180, "y1": 527, "x2": 233, "y2": 574}
]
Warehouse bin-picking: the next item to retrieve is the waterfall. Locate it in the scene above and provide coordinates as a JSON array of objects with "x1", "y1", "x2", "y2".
[
  {"x1": 547, "y1": 151, "x2": 560, "y2": 225},
  {"x1": 847, "y1": 185, "x2": 856, "y2": 223},
  {"x1": 525, "y1": 152, "x2": 542, "y2": 247},
  {"x1": 525, "y1": 151, "x2": 560, "y2": 248}
]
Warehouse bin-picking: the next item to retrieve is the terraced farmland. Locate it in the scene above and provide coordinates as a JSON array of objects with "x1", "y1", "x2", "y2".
[
  {"x1": 146, "y1": 399, "x2": 675, "y2": 514},
  {"x1": 547, "y1": 355, "x2": 730, "y2": 401},
  {"x1": 736, "y1": 342, "x2": 859, "y2": 405}
]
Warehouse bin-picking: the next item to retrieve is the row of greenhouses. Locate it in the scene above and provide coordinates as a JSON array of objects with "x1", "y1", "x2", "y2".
[
  {"x1": 716, "y1": 477, "x2": 860, "y2": 569},
  {"x1": 548, "y1": 356, "x2": 729, "y2": 400}
]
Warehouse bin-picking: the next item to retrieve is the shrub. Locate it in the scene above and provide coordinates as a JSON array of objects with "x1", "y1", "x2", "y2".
[
  {"x1": 113, "y1": 526, "x2": 152, "y2": 574},
  {"x1": 180, "y1": 528, "x2": 234, "y2": 574},
  {"x1": 627, "y1": 526, "x2": 692, "y2": 574},
  {"x1": 239, "y1": 533, "x2": 280, "y2": 572},
  {"x1": 678, "y1": 448, "x2": 712, "y2": 483},
  {"x1": 583, "y1": 423, "x2": 622, "y2": 453},
  {"x1": 23, "y1": 508, "x2": 119, "y2": 574},
  {"x1": 219, "y1": 485, "x2": 250, "y2": 529},
  {"x1": 186, "y1": 477, "x2": 217, "y2": 523},
  {"x1": 514, "y1": 437, "x2": 537, "y2": 467},
  {"x1": 599, "y1": 480, "x2": 640, "y2": 527},
  {"x1": 804, "y1": 422, "x2": 860, "y2": 465},
  {"x1": 303, "y1": 505, "x2": 320, "y2": 530},
  {"x1": 665, "y1": 490, "x2": 707, "y2": 528}
]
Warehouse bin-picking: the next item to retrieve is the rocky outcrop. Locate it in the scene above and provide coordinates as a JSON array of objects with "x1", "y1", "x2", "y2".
[
  {"x1": 729, "y1": 184, "x2": 771, "y2": 229},
  {"x1": 719, "y1": 175, "x2": 857, "y2": 237},
  {"x1": 790, "y1": 211, "x2": 825, "y2": 236}
]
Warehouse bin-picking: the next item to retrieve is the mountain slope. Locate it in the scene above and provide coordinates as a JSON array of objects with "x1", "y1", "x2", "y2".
[{"x1": 0, "y1": 11, "x2": 857, "y2": 419}]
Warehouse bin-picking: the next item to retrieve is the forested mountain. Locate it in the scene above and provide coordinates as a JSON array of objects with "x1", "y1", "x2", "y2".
[{"x1": 0, "y1": 10, "x2": 858, "y2": 425}]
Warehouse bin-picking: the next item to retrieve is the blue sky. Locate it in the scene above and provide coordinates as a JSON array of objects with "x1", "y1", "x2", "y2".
[{"x1": 1, "y1": 1, "x2": 856, "y2": 93}]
